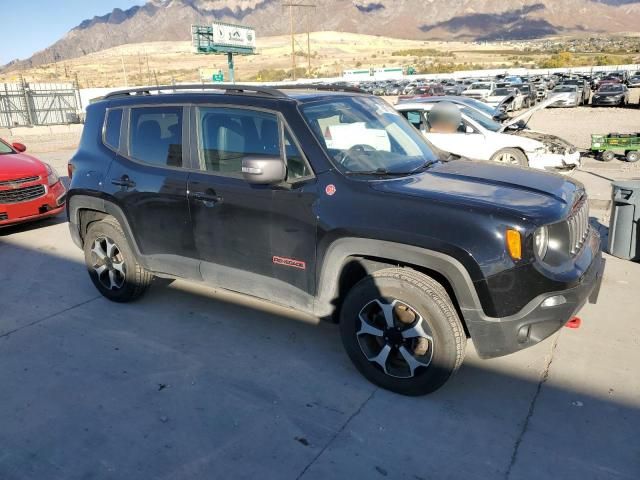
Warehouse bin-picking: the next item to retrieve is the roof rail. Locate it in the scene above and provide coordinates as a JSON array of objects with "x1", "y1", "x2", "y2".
[
  {"x1": 104, "y1": 84, "x2": 289, "y2": 99},
  {"x1": 276, "y1": 84, "x2": 365, "y2": 94}
]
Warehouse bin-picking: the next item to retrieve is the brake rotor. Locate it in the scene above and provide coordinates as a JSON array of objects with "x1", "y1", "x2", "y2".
[{"x1": 394, "y1": 303, "x2": 429, "y2": 357}]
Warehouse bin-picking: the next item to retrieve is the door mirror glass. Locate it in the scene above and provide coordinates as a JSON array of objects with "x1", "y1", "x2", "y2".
[
  {"x1": 242, "y1": 156, "x2": 286, "y2": 185},
  {"x1": 12, "y1": 142, "x2": 26, "y2": 152}
]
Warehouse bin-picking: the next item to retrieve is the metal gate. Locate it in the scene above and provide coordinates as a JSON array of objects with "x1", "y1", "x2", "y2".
[{"x1": 0, "y1": 81, "x2": 82, "y2": 128}]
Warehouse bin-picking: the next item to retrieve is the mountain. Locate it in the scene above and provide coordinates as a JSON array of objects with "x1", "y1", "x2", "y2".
[{"x1": 4, "y1": 0, "x2": 640, "y2": 71}]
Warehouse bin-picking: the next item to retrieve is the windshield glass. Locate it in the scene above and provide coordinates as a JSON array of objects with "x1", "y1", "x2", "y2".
[
  {"x1": 0, "y1": 141, "x2": 13, "y2": 155},
  {"x1": 470, "y1": 83, "x2": 491, "y2": 90},
  {"x1": 494, "y1": 88, "x2": 511, "y2": 96},
  {"x1": 554, "y1": 86, "x2": 576, "y2": 93},
  {"x1": 459, "y1": 106, "x2": 502, "y2": 132},
  {"x1": 300, "y1": 96, "x2": 437, "y2": 174},
  {"x1": 599, "y1": 84, "x2": 623, "y2": 92},
  {"x1": 459, "y1": 97, "x2": 498, "y2": 117}
]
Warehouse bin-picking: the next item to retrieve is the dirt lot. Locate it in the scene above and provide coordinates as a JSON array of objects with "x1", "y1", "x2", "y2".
[{"x1": 1, "y1": 104, "x2": 639, "y2": 479}]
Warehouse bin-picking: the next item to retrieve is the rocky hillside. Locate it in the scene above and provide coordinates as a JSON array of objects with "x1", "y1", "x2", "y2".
[{"x1": 4, "y1": 0, "x2": 640, "y2": 71}]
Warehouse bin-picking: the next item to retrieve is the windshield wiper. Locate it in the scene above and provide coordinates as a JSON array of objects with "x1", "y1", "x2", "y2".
[{"x1": 345, "y1": 160, "x2": 438, "y2": 177}]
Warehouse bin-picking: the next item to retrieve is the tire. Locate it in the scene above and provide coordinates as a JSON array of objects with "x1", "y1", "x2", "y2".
[
  {"x1": 600, "y1": 150, "x2": 616, "y2": 162},
  {"x1": 339, "y1": 268, "x2": 466, "y2": 396},
  {"x1": 625, "y1": 150, "x2": 640, "y2": 163},
  {"x1": 490, "y1": 148, "x2": 528, "y2": 167},
  {"x1": 84, "y1": 217, "x2": 153, "y2": 302}
]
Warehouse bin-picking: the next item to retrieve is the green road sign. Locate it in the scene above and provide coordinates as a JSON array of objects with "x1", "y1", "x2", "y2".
[{"x1": 212, "y1": 71, "x2": 225, "y2": 82}]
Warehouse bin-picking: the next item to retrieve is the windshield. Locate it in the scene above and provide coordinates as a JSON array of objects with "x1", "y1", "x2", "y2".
[
  {"x1": 0, "y1": 141, "x2": 13, "y2": 155},
  {"x1": 470, "y1": 83, "x2": 491, "y2": 90},
  {"x1": 554, "y1": 86, "x2": 577, "y2": 93},
  {"x1": 300, "y1": 96, "x2": 437, "y2": 174},
  {"x1": 493, "y1": 88, "x2": 511, "y2": 96},
  {"x1": 459, "y1": 97, "x2": 499, "y2": 117},
  {"x1": 458, "y1": 106, "x2": 502, "y2": 132},
  {"x1": 599, "y1": 84, "x2": 623, "y2": 93}
]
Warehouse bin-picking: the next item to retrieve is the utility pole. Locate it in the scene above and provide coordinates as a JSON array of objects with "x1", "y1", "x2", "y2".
[
  {"x1": 120, "y1": 55, "x2": 128, "y2": 87},
  {"x1": 282, "y1": 2, "x2": 316, "y2": 80}
]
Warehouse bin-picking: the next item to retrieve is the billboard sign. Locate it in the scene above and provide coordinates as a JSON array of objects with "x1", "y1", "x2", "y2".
[
  {"x1": 212, "y1": 22, "x2": 256, "y2": 52},
  {"x1": 192, "y1": 23, "x2": 256, "y2": 55}
]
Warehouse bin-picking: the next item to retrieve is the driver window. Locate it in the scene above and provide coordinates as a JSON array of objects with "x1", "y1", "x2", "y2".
[{"x1": 424, "y1": 111, "x2": 466, "y2": 134}]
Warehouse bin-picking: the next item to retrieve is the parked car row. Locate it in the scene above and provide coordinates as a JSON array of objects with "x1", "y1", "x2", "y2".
[{"x1": 353, "y1": 69, "x2": 640, "y2": 110}]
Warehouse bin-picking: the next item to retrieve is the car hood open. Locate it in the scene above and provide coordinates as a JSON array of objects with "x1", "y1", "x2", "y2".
[
  {"x1": 371, "y1": 159, "x2": 582, "y2": 222},
  {"x1": 501, "y1": 93, "x2": 572, "y2": 131}
]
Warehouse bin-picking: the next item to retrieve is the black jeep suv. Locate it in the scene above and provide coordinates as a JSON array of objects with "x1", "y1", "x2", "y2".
[{"x1": 67, "y1": 85, "x2": 604, "y2": 395}]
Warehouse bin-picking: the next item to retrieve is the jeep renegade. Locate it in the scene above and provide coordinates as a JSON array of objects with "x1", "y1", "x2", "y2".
[{"x1": 67, "y1": 85, "x2": 604, "y2": 395}]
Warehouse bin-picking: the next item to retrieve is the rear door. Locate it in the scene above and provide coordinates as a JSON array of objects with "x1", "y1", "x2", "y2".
[
  {"x1": 187, "y1": 105, "x2": 318, "y2": 307},
  {"x1": 103, "y1": 105, "x2": 198, "y2": 278}
]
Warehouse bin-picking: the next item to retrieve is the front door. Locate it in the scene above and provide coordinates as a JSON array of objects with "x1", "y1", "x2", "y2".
[{"x1": 187, "y1": 106, "x2": 318, "y2": 309}]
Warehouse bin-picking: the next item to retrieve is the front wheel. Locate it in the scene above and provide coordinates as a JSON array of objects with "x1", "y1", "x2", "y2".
[
  {"x1": 339, "y1": 268, "x2": 466, "y2": 396},
  {"x1": 490, "y1": 148, "x2": 529, "y2": 167},
  {"x1": 84, "y1": 217, "x2": 153, "y2": 302}
]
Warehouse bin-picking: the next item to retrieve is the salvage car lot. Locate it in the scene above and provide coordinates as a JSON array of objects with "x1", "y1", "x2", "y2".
[{"x1": 1, "y1": 104, "x2": 640, "y2": 479}]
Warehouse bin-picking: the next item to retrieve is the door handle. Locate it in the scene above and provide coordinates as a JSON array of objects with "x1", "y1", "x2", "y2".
[
  {"x1": 111, "y1": 175, "x2": 136, "y2": 188},
  {"x1": 191, "y1": 191, "x2": 222, "y2": 207}
]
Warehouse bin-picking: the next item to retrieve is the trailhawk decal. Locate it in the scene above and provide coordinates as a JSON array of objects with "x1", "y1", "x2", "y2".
[{"x1": 272, "y1": 256, "x2": 306, "y2": 270}]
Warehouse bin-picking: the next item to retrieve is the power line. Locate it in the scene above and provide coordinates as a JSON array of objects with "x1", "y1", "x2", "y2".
[{"x1": 282, "y1": 2, "x2": 316, "y2": 80}]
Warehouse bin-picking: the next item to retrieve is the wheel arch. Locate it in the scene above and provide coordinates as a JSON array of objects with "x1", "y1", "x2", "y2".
[
  {"x1": 68, "y1": 194, "x2": 142, "y2": 259},
  {"x1": 314, "y1": 238, "x2": 483, "y2": 332}
]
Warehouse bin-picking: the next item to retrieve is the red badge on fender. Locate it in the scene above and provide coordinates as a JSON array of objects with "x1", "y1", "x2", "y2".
[
  {"x1": 273, "y1": 256, "x2": 306, "y2": 270},
  {"x1": 325, "y1": 184, "x2": 336, "y2": 196}
]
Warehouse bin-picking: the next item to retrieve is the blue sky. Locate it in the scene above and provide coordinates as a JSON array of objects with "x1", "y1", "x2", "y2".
[{"x1": 0, "y1": 0, "x2": 143, "y2": 64}]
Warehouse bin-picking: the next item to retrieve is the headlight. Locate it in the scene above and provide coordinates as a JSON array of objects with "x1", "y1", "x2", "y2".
[
  {"x1": 534, "y1": 226, "x2": 549, "y2": 260},
  {"x1": 45, "y1": 164, "x2": 59, "y2": 186}
]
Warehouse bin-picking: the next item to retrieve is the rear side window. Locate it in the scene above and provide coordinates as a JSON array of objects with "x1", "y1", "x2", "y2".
[
  {"x1": 129, "y1": 107, "x2": 183, "y2": 167},
  {"x1": 104, "y1": 109, "x2": 123, "y2": 150}
]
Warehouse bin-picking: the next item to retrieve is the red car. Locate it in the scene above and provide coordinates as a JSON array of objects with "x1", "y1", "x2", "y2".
[{"x1": 0, "y1": 138, "x2": 66, "y2": 227}]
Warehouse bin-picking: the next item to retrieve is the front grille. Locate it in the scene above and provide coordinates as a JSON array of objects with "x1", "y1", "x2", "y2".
[
  {"x1": 568, "y1": 197, "x2": 590, "y2": 255},
  {"x1": 0, "y1": 184, "x2": 46, "y2": 204},
  {"x1": 0, "y1": 176, "x2": 40, "y2": 187}
]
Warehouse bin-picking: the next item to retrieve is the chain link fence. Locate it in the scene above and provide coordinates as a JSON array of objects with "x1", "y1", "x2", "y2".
[{"x1": 0, "y1": 80, "x2": 82, "y2": 128}]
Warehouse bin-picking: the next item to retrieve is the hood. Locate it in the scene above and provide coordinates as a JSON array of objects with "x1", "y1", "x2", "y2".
[
  {"x1": 510, "y1": 130, "x2": 577, "y2": 154},
  {"x1": 0, "y1": 152, "x2": 47, "y2": 181},
  {"x1": 370, "y1": 160, "x2": 582, "y2": 223},
  {"x1": 501, "y1": 93, "x2": 572, "y2": 131}
]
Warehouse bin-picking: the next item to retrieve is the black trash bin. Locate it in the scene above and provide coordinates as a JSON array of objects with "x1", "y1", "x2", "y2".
[{"x1": 608, "y1": 180, "x2": 640, "y2": 261}]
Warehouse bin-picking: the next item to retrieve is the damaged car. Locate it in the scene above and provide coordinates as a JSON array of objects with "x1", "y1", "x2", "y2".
[{"x1": 395, "y1": 95, "x2": 581, "y2": 173}]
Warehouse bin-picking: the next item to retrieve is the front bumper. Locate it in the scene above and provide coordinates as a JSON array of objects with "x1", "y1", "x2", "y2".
[
  {"x1": 592, "y1": 97, "x2": 623, "y2": 106},
  {"x1": 0, "y1": 181, "x2": 66, "y2": 227},
  {"x1": 528, "y1": 150, "x2": 581, "y2": 174},
  {"x1": 467, "y1": 233, "x2": 605, "y2": 359}
]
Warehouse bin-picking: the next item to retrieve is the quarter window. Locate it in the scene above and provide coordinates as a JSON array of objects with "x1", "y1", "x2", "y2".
[
  {"x1": 104, "y1": 109, "x2": 123, "y2": 150},
  {"x1": 284, "y1": 129, "x2": 311, "y2": 180},
  {"x1": 129, "y1": 107, "x2": 183, "y2": 167},
  {"x1": 197, "y1": 107, "x2": 281, "y2": 176}
]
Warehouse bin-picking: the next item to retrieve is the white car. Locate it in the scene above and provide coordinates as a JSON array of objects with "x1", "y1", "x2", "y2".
[
  {"x1": 485, "y1": 87, "x2": 525, "y2": 111},
  {"x1": 462, "y1": 81, "x2": 496, "y2": 101},
  {"x1": 395, "y1": 95, "x2": 581, "y2": 173}
]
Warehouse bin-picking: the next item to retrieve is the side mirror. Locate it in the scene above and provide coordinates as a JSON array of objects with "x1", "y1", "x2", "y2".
[
  {"x1": 465, "y1": 125, "x2": 475, "y2": 134},
  {"x1": 12, "y1": 142, "x2": 26, "y2": 152},
  {"x1": 242, "y1": 155, "x2": 286, "y2": 185}
]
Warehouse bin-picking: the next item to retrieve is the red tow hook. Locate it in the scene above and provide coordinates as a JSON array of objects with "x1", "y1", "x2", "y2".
[{"x1": 565, "y1": 317, "x2": 582, "y2": 329}]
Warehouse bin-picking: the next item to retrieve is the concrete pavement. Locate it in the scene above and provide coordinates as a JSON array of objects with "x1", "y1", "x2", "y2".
[{"x1": 0, "y1": 209, "x2": 638, "y2": 479}]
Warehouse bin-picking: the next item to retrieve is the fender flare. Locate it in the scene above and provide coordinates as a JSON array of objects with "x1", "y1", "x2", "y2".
[
  {"x1": 313, "y1": 237, "x2": 484, "y2": 319},
  {"x1": 68, "y1": 194, "x2": 143, "y2": 259}
]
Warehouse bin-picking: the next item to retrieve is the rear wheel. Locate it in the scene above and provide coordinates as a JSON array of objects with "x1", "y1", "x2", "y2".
[
  {"x1": 625, "y1": 150, "x2": 640, "y2": 163},
  {"x1": 84, "y1": 217, "x2": 153, "y2": 302},
  {"x1": 600, "y1": 150, "x2": 616, "y2": 162},
  {"x1": 490, "y1": 148, "x2": 528, "y2": 167},
  {"x1": 339, "y1": 268, "x2": 466, "y2": 396}
]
